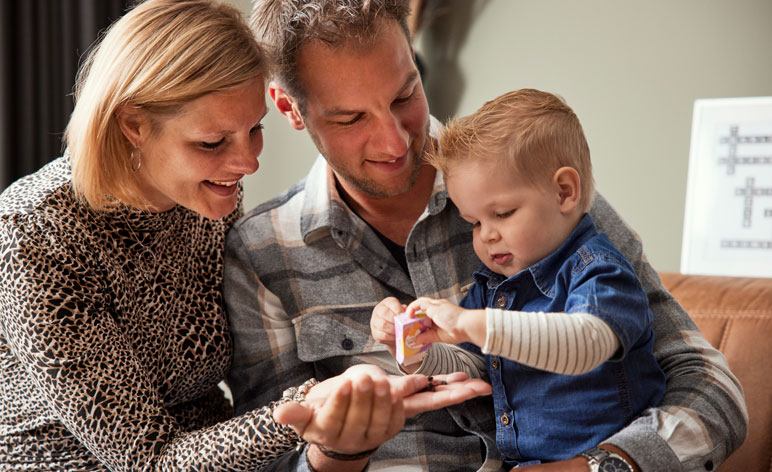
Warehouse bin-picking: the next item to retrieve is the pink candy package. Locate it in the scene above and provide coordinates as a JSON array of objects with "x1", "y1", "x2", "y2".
[{"x1": 394, "y1": 311, "x2": 432, "y2": 365}]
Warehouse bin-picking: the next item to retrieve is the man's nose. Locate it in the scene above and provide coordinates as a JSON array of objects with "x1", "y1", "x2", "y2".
[{"x1": 372, "y1": 113, "x2": 409, "y2": 157}]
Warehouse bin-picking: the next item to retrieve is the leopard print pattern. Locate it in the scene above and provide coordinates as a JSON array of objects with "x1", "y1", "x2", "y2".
[{"x1": 0, "y1": 158, "x2": 301, "y2": 471}]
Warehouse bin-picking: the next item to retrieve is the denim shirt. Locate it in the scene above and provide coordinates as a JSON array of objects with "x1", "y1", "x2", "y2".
[{"x1": 460, "y1": 214, "x2": 666, "y2": 466}]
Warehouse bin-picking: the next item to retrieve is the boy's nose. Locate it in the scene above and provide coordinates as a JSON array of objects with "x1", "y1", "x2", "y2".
[{"x1": 480, "y1": 223, "x2": 499, "y2": 242}]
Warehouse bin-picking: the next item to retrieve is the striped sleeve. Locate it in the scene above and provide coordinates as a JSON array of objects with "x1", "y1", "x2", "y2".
[
  {"x1": 410, "y1": 343, "x2": 489, "y2": 380},
  {"x1": 482, "y1": 308, "x2": 620, "y2": 375}
]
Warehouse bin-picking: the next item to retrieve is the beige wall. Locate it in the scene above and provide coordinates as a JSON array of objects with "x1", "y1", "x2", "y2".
[
  {"x1": 228, "y1": 0, "x2": 320, "y2": 214},
  {"x1": 232, "y1": 0, "x2": 772, "y2": 272}
]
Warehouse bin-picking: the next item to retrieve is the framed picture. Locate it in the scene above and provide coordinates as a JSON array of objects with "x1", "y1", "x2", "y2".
[{"x1": 681, "y1": 96, "x2": 772, "y2": 278}]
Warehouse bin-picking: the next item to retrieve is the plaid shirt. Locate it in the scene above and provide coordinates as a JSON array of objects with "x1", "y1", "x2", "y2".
[{"x1": 224, "y1": 154, "x2": 747, "y2": 471}]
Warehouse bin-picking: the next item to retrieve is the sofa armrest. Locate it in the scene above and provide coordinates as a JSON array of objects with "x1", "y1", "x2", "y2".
[{"x1": 659, "y1": 272, "x2": 771, "y2": 472}]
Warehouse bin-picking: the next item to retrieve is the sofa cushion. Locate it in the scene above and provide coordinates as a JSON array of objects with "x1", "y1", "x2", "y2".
[{"x1": 660, "y1": 272, "x2": 771, "y2": 472}]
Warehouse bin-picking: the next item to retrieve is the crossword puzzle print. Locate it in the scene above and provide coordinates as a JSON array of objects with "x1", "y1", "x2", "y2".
[
  {"x1": 681, "y1": 97, "x2": 772, "y2": 277},
  {"x1": 720, "y1": 124, "x2": 772, "y2": 248}
]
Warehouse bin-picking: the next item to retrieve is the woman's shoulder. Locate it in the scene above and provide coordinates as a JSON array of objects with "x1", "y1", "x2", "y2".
[
  {"x1": 0, "y1": 157, "x2": 75, "y2": 220},
  {"x1": 0, "y1": 157, "x2": 97, "y2": 255}
]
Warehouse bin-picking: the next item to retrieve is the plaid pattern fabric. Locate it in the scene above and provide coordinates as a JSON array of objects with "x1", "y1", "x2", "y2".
[{"x1": 224, "y1": 155, "x2": 747, "y2": 471}]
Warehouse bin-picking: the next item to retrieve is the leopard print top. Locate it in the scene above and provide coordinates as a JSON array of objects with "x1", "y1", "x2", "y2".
[{"x1": 0, "y1": 158, "x2": 301, "y2": 471}]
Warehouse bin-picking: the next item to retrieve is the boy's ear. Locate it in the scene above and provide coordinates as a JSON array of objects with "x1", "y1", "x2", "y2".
[
  {"x1": 115, "y1": 104, "x2": 148, "y2": 148},
  {"x1": 552, "y1": 166, "x2": 581, "y2": 214},
  {"x1": 269, "y1": 81, "x2": 305, "y2": 131}
]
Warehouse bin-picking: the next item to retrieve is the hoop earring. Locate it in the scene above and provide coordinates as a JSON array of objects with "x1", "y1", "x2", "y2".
[{"x1": 131, "y1": 149, "x2": 141, "y2": 173}]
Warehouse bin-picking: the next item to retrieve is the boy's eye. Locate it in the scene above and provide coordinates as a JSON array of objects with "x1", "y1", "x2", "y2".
[{"x1": 496, "y1": 210, "x2": 515, "y2": 219}]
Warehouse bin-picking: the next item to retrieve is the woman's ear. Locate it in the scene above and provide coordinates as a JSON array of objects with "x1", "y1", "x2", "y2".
[
  {"x1": 269, "y1": 82, "x2": 305, "y2": 131},
  {"x1": 115, "y1": 104, "x2": 148, "y2": 148},
  {"x1": 552, "y1": 166, "x2": 581, "y2": 214}
]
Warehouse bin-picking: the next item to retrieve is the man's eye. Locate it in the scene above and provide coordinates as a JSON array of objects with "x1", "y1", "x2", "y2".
[
  {"x1": 201, "y1": 139, "x2": 224, "y2": 149},
  {"x1": 336, "y1": 114, "x2": 362, "y2": 126},
  {"x1": 394, "y1": 91, "x2": 414, "y2": 104},
  {"x1": 250, "y1": 124, "x2": 265, "y2": 134}
]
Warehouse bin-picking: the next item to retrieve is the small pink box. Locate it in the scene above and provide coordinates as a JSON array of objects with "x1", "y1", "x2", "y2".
[{"x1": 394, "y1": 311, "x2": 432, "y2": 365}]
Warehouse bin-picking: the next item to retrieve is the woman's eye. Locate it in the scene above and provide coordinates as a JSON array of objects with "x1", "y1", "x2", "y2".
[{"x1": 201, "y1": 139, "x2": 224, "y2": 149}]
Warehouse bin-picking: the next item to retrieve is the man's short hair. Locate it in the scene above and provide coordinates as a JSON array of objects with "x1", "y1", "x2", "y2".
[
  {"x1": 427, "y1": 88, "x2": 596, "y2": 212},
  {"x1": 250, "y1": 0, "x2": 411, "y2": 110}
]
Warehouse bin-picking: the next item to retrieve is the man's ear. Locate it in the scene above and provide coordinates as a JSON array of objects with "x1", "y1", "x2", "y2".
[
  {"x1": 552, "y1": 166, "x2": 581, "y2": 214},
  {"x1": 269, "y1": 82, "x2": 305, "y2": 131},
  {"x1": 115, "y1": 104, "x2": 148, "y2": 148}
]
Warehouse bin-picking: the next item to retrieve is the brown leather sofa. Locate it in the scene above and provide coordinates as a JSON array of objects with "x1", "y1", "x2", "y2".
[{"x1": 660, "y1": 272, "x2": 772, "y2": 472}]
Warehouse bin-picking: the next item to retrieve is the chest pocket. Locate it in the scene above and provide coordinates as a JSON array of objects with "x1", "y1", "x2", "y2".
[{"x1": 293, "y1": 305, "x2": 385, "y2": 362}]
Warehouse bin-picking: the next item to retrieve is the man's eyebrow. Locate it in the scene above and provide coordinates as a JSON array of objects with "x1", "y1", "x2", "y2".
[
  {"x1": 323, "y1": 71, "x2": 419, "y2": 118},
  {"x1": 397, "y1": 71, "x2": 419, "y2": 96}
]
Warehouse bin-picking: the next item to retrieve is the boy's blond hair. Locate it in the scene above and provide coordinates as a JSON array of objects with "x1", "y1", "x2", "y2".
[
  {"x1": 427, "y1": 88, "x2": 595, "y2": 212},
  {"x1": 64, "y1": 0, "x2": 268, "y2": 211}
]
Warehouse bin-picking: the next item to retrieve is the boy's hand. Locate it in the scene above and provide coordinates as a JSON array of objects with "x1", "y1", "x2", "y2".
[
  {"x1": 370, "y1": 297, "x2": 405, "y2": 357},
  {"x1": 407, "y1": 297, "x2": 486, "y2": 346}
]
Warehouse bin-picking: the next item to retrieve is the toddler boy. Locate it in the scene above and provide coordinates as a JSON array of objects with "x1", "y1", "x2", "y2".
[{"x1": 371, "y1": 89, "x2": 666, "y2": 466}]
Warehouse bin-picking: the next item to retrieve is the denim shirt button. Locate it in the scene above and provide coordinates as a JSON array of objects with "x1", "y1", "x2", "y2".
[
  {"x1": 497, "y1": 295, "x2": 507, "y2": 308},
  {"x1": 500, "y1": 414, "x2": 510, "y2": 426},
  {"x1": 341, "y1": 338, "x2": 354, "y2": 350},
  {"x1": 492, "y1": 357, "x2": 499, "y2": 369}
]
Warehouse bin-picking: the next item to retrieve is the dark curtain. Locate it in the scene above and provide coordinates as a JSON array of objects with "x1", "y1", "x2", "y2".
[{"x1": 0, "y1": 0, "x2": 130, "y2": 192}]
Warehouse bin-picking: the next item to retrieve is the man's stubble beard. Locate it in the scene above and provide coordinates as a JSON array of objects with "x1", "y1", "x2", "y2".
[{"x1": 308, "y1": 121, "x2": 430, "y2": 199}]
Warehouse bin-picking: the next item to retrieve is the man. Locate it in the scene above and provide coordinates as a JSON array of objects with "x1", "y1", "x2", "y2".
[{"x1": 224, "y1": 1, "x2": 747, "y2": 470}]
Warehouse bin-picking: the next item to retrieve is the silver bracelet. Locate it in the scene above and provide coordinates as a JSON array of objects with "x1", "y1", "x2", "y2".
[{"x1": 281, "y1": 377, "x2": 320, "y2": 403}]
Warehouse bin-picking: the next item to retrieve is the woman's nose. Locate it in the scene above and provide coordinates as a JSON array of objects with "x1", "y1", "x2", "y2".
[{"x1": 232, "y1": 133, "x2": 262, "y2": 175}]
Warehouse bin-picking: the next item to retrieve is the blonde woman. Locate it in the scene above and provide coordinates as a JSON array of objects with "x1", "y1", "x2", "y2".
[{"x1": 0, "y1": 1, "x2": 490, "y2": 471}]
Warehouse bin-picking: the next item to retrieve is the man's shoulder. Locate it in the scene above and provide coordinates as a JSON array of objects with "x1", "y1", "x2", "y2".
[{"x1": 232, "y1": 178, "x2": 307, "y2": 233}]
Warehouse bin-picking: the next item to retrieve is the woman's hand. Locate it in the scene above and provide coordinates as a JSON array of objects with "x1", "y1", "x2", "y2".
[
  {"x1": 273, "y1": 365, "x2": 406, "y2": 454},
  {"x1": 272, "y1": 365, "x2": 491, "y2": 452}
]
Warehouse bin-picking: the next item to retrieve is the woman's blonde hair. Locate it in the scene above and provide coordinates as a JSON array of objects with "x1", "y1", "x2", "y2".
[
  {"x1": 64, "y1": 0, "x2": 269, "y2": 210},
  {"x1": 427, "y1": 88, "x2": 595, "y2": 212}
]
